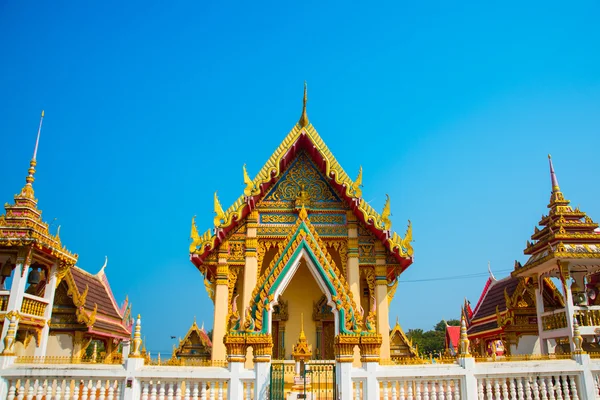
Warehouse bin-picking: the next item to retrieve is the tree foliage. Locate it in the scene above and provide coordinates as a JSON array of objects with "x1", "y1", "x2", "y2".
[{"x1": 406, "y1": 319, "x2": 460, "y2": 356}]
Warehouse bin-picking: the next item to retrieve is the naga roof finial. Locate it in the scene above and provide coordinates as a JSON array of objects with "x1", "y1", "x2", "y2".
[
  {"x1": 548, "y1": 154, "x2": 561, "y2": 193},
  {"x1": 20, "y1": 110, "x2": 45, "y2": 199},
  {"x1": 298, "y1": 81, "x2": 309, "y2": 127},
  {"x1": 488, "y1": 261, "x2": 496, "y2": 281}
]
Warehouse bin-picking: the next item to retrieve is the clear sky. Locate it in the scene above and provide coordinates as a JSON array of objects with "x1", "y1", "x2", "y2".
[{"x1": 1, "y1": 1, "x2": 599, "y2": 354}]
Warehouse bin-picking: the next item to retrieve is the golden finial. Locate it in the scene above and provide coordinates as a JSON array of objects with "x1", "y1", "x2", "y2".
[
  {"x1": 299, "y1": 313, "x2": 305, "y2": 339},
  {"x1": 1, "y1": 314, "x2": 18, "y2": 355},
  {"x1": 381, "y1": 194, "x2": 392, "y2": 231},
  {"x1": 131, "y1": 314, "x2": 142, "y2": 357},
  {"x1": 401, "y1": 220, "x2": 413, "y2": 257},
  {"x1": 351, "y1": 166, "x2": 363, "y2": 198},
  {"x1": 458, "y1": 315, "x2": 471, "y2": 357},
  {"x1": 298, "y1": 81, "x2": 309, "y2": 127},
  {"x1": 20, "y1": 110, "x2": 45, "y2": 199},
  {"x1": 213, "y1": 192, "x2": 225, "y2": 227},
  {"x1": 299, "y1": 205, "x2": 308, "y2": 221},
  {"x1": 243, "y1": 164, "x2": 254, "y2": 197}
]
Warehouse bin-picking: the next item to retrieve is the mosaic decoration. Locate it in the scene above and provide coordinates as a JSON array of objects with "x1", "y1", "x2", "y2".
[{"x1": 263, "y1": 152, "x2": 341, "y2": 205}]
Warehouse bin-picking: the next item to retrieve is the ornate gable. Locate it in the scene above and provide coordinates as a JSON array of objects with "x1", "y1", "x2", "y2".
[{"x1": 190, "y1": 91, "x2": 413, "y2": 281}]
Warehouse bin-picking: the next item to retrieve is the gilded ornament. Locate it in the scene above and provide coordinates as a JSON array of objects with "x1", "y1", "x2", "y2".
[
  {"x1": 214, "y1": 192, "x2": 226, "y2": 227},
  {"x1": 381, "y1": 194, "x2": 392, "y2": 231}
]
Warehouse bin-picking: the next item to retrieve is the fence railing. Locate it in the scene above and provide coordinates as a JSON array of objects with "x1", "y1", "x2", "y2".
[{"x1": 2, "y1": 353, "x2": 600, "y2": 399}]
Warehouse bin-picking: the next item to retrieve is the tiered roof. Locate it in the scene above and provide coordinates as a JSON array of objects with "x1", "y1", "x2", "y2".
[
  {"x1": 514, "y1": 156, "x2": 600, "y2": 275},
  {"x1": 466, "y1": 273, "x2": 563, "y2": 339},
  {"x1": 444, "y1": 325, "x2": 460, "y2": 355},
  {"x1": 0, "y1": 112, "x2": 77, "y2": 265},
  {"x1": 1, "y1": 112, "x2": 131, "y2": 340},
  {"x1": 63, "y1": 263, "x2": 132, "y2": 338},
  {"x1": 190, "y1": 86, "x2": 413, "y2": 278},
  {"x1": 174, "y1": 318, "x2": 212, "y2": 358}
]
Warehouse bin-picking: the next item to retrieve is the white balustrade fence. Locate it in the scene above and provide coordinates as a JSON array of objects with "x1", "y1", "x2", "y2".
[{"x1": 2, "y1": 354, "x2": 600, "y2": 399}]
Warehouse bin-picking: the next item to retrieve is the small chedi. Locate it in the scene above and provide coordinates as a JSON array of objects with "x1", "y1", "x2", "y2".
[{"x1": 0, "y1": 112, "x2": 132, "y2": 360}]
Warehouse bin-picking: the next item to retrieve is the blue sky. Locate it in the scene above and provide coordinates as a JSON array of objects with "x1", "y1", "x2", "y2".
[{"x1": 1, "y1": 1, "x2": 599, "y2": 354}]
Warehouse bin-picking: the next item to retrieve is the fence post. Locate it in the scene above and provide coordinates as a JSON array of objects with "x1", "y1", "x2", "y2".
[
  {"x1": 227, "y1": 361, "x2": 244, "y2": 400},
  {"x1": 573, "y1": 352, "x2": 597, "y2": 399},
  {"x1": 457, "y1": 356, "x2": 478, "y2": 400},
  {"x1": 337, "y1": 361, "x2": 353, "y2": 399},
  {"x1": 363, "y1": 361, "x2": 379, "y2": 399},
  {"x1": 0, "y1": 355, "x2": 16, "y2": 400},
  {"x1": 123, "y1": 355, "x2": 144, "y2": 400}
]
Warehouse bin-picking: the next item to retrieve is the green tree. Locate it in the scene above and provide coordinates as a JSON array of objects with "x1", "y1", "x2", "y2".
[{"x1": 407, "y1": 319, "x2": 460, "y2": 356}]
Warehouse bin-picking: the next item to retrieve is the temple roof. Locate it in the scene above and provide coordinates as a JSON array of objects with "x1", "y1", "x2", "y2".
[
  {"x1": 445, "y1": 325, "x2": 460, "y2": 351},
  {"x1": 467, "y1": 272, "x2": 563, "y2": 337},
  {"x1": 174, "y1": 318, "x2": 212, "y2": 357},
  {"x1": 190, "y1": 89, "x2": 413, "y2": 274},
  {"x1": 514, "y1": 156, "x2": 600, "y2": 276},
  {"x1": 389, "y1": 317, "x2": 418, "y2": 357},
  {"x1": 62, "y1": 262, "x2": 132, "y2": 338}
]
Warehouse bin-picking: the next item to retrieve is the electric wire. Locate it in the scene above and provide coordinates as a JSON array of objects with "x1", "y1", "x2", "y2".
[{"x1": 398, "y1": 268, "x2": 514, "y2": 283}]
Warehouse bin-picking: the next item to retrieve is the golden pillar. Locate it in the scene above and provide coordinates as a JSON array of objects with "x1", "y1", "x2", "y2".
[
  {"x1": 242, "y1": 211, "x2": 258, "y2": 318},
  {"x1": 375, "y1": 242, "x2": 391, "y2": 359},
  {"x1": 212, "y1": 245, "x2": 230, "y2": 361},
  {"x1": 346, "y1": 211, "x2": 360, "y2": 304}
]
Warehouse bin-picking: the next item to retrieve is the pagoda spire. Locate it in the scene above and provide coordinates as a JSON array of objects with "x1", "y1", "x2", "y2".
[
  {"x1": 548, "y1": 154, "x2": 560, "y2": 193},
  {"x1": 20, "y1": 110, "x2": 45, "y2": 199},
  {"x1": 298, "y1": 82, "x2": 309, "y2": 127}
]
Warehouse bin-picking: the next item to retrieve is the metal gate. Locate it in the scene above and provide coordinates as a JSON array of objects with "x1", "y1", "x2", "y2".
[
  {"x1": 269, "y1": 361, "x2": 336, "y2": 400},
  {"x1": 269, "y1": 362, "x2": 286, "y2": 400},
  {"x1": 301, "y1": 361, "x2": 336, "y2": 400}
]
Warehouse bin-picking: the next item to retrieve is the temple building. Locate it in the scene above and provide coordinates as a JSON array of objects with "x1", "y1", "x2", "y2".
[
  {"x1": 171, "y1": 318, "x2": 212, "y2": 361},
  {"x1": 0, "y1": 112, "x2": 132, "y2": 359},
  {"x1": 189, "y1": 85, "x2": 414, "y2": 363},
  {"x1": 463, "y1": 155, "x2": 600, "y2": 356},
  {"x1": 389, "y1": 317, "x2": 419, "y2": 359},
  {"x1": 463, "y1": 270, "x2": 563, "y2": 356}
]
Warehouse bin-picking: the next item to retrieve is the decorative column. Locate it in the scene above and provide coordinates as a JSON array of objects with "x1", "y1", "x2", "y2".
[
  {"x1": 346, "y1": 212, "x2": 360, "y2": 303},
  {"x1": 242, "y1": 211, "x2": 258, "y2": 317},
  {"x1": 212, "y1": 245, "x2": 230, "y2": 361},
  {"x1": 224, "y1": 334, "x2": 247, "y2": 400},
  {"x1": 359, "y1": 334, "x2": 382, "y2": 398},
  {"x1": 124, "y1": 315, "x2": 144, "y2": 400},
  {"x1": 457, "y1": 316, "x2": 478, "y2": 400},
  {"x1": 559, "y1": 262, "x2": 576, "y2": 352},
  {"x1": 247, "y1": 334, "x2": 273, "y2": 400},
  {"x1": 532, "y1": 274, "x2": 548, "y2": 354},
  {"x1": 335, "y1": 334, "x2": 360, "y2": 399},
  {"x1": 374, "y1": 242, "x2": 391, "y2": 359},
  {"x1": 34, "y1": 262, "x2": 58, "y2": 356},
  {"x1": 0, "y1": 249, "x2": 31, "y2": 353}
]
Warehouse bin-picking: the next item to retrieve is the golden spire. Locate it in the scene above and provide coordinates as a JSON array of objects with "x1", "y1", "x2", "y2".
[
  {"x1": 20, "y1": 110, "x2": 45, "y2": 199},
  {"x1": 299, "y1": 312, "x2": 306, "y2": 340},
  {"x1": 298, "y1": 82, "x2": 309, "y2": 127},
  {"x1": 548, "y1": 154, "x2": 560, "y2": 193}
]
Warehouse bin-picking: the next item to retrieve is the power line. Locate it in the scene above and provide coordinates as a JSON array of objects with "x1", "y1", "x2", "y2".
[{"x1": 399, "y1": 268, "x2": 514, "y2": 283}]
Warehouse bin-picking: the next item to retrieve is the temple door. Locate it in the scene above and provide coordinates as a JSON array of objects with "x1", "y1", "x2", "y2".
[
  {"x1": 272, "y1": 321, "x2": 280, "y2": 359},
  {"x1": 321, "y1": 321, "x2": 335, "y2": 360}
]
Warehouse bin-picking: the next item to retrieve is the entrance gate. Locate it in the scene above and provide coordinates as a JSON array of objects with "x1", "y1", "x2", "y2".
[{"x1": 269, "y1": 361, "x2": 336, "y2": 400}]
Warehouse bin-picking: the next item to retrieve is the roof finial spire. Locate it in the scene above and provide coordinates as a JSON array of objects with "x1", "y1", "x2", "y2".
[
  {"x1": 20, "y1": 111, "x2": 45, "y2": 199},
  {"x1": 488, "y1": 261, "x2": 496, "y2": 281},
  {"x1": 548, "y1": 154, "x2": 560, "y2": 193},
  {"x1": 298, "y1": 81, "x2": 309, "y2": 127}
]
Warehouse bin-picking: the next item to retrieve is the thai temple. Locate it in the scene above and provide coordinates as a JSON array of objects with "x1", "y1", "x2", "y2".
[
  {"x1": 0, "y1": 111, "x2": 132, "y2": 360},
  {"x1": 2, "y1": 89, "x2": 600, "y2": 400},
  {"x1": 188, "y1": 83, "x2": 415, "y2": 366},
  {"x1": 459, "y1": 155, "x2": 600, "y2": 358}
]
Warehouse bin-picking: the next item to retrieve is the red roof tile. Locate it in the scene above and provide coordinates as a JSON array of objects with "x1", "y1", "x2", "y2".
[{"x1": 70, "y1": 267, "x2": 122, "y2": 320}]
